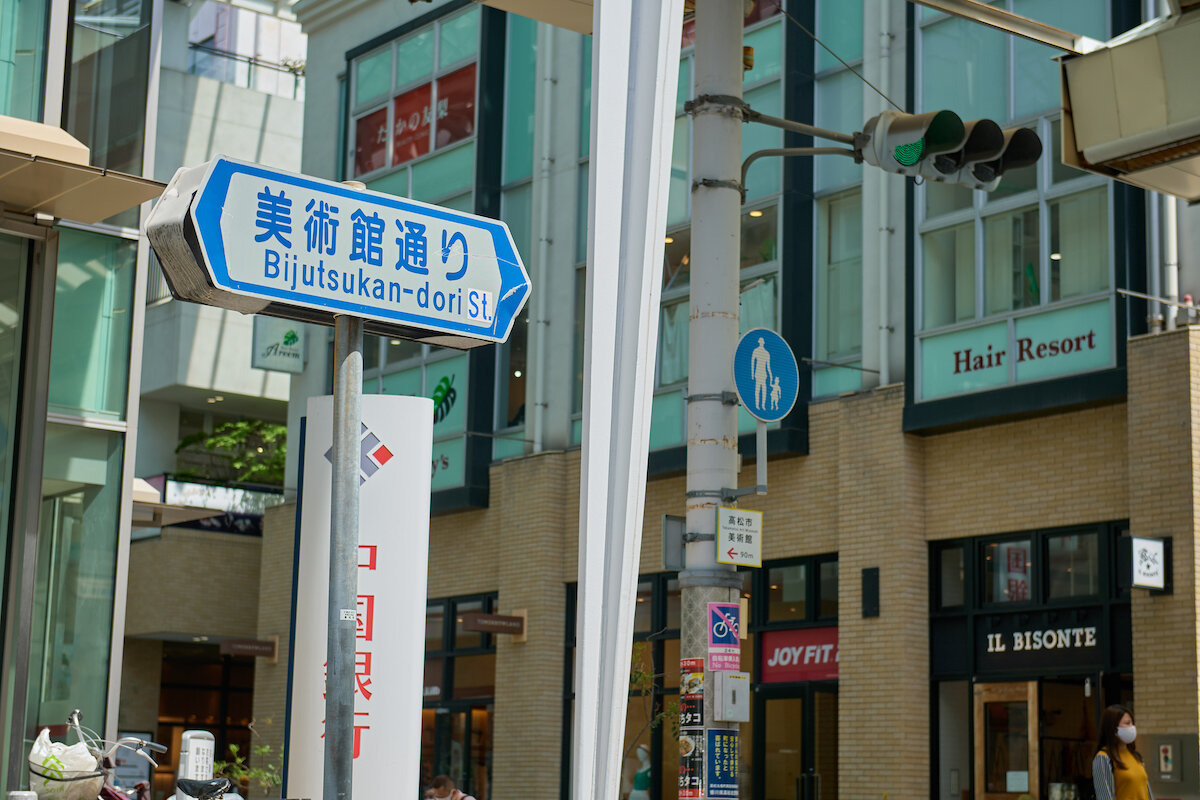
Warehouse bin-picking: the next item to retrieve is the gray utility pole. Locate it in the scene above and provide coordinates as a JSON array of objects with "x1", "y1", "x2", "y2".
[
  {"x1": 325, "y1": 314, "x2": 363, "y2": 800},
  {"x1": 682, "y1": 0, "x2": 744, "y2": 796}
]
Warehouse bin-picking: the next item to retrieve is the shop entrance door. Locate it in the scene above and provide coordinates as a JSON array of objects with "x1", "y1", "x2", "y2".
[
  {"x1": 756, "y1": 683, "x2": 838, "y2": 800},
  {"x1": 975, "y1": 681, "x2": 1039, "y2": 800}
]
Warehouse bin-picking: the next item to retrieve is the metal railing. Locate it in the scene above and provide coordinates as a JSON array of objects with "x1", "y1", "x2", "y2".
[{"x1": 187, "y1": 42, "x2": 305, "y2": 101}]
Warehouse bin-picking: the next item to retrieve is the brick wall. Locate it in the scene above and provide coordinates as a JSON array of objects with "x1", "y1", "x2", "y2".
[{"x1": 1127, "y1": 329, "x2": 1200, "y2": 737}]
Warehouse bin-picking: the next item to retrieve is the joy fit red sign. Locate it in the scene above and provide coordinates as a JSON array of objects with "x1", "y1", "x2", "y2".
[{"x1": 760, "y1": 627, "x2": 838, "y2": 682}]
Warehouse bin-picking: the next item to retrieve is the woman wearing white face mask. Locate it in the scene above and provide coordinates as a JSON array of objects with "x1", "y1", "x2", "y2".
[{"x1": 1093, "y1": 704, "x2": 1153, "y2": 800}]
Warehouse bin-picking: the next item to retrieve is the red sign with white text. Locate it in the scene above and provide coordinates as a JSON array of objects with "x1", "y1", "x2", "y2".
[{"x1": 760, "y1": 627, "x2": 838, "y2": 682}]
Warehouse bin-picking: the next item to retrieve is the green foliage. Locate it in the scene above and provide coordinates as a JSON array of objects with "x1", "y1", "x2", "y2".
[
  {"x1": 625, "y1": 641, "x2": 680, "y2": 761},
  {"x1": 214, "y1": 744, "x2": 281, "y2": 796},
  {"x1": 175, "y1": 419, "x2": 287, "y2": 486}
]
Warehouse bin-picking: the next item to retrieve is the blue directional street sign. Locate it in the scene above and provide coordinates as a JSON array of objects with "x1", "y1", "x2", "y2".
[
  {"x1": 147, "y1": 156, "x2": 530, "y2": 345},
  {"x1": 732, "y1": 328, "x2": 799, "y2": 422}
]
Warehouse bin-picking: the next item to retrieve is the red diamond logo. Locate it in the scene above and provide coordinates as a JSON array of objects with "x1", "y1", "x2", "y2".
[{"x1": 371, "y1": 444, "x2": 393, "y2": 466}]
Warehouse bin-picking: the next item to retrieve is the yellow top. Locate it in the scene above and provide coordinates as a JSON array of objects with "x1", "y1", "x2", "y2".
[{"x1": 1112, "y1": 747, "x2": 1151, "y2": 800}]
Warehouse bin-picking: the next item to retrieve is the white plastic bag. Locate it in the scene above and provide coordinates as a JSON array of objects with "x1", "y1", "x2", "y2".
[{"x1": 28, "y1": 728, "x2": 104, "y2": 800}]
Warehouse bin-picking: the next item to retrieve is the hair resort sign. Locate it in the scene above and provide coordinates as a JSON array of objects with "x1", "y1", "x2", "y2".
[{"x1": 918, "y1": 299, "x2": 1114, "y2": 402}]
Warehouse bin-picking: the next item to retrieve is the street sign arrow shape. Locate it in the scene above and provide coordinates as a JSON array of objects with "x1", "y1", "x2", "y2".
[
  {"x1": 147, "y1": 155, "x2": 530, "y2": 346},
  {"x1": 727, "y1": 548, "x2": 737, "y2": 560}
]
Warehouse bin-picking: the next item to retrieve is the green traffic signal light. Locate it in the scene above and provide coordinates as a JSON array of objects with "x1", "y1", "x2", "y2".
[{"x1": 894, "y1": 139, "x2": 924, "y2": 166}]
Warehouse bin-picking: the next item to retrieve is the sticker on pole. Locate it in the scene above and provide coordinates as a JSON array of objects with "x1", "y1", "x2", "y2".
[
  {"x1": 732, "y1": 328, "x2": 798, "y2": 422},
  {"x1": 707, "y1": 602, "x2": 740, "y2": 672},
  {"x1": 716, "y1": 506, "x2": 761, "y2": 568}
]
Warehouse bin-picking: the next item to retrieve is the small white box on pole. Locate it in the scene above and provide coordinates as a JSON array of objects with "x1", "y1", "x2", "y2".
[{"x1": 711, "y1": 671, "x2": 750, "y2": 722}]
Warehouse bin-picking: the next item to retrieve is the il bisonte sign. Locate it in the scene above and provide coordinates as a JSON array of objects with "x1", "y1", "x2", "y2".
[{"x1": 761, "y1": 627, "x2": 838, "y2": 682}]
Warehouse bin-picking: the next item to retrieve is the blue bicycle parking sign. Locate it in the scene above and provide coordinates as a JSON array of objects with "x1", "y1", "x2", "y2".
[{"x1": 732, "y1": 328, "x2": 798, "y2": 422}]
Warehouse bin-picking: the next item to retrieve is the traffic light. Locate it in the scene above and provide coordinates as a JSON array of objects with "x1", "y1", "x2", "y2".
[{"x1": 856, "y1": 110, "x2": 1042, "y2": 191}]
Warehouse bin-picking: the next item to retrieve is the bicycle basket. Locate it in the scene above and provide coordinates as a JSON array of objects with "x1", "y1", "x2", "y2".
[{"x1": 29, "y1": 765, "x2": 105, "y2": 800}]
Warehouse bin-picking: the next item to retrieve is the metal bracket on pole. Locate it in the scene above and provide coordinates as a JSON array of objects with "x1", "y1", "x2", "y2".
[
  {"x1": 693, "y1": 177, "x2": 744, "y2": 194},
  {"x1": 683, "y1": 532, "x2": 716, "y2": 543},
  {"x1": 685, "y1": 390, "x2": 740, "y2": 405},
  {"x1": 686, "y1": 487, "x2": 766, "y2": 504},
  {"x1": 684, "y1": 93, "x2": 749, "y2": 119}
]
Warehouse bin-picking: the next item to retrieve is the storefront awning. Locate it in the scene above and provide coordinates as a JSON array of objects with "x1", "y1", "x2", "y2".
[{"x1": 0, "y1": 116, "x2": 165, "y2": 224}]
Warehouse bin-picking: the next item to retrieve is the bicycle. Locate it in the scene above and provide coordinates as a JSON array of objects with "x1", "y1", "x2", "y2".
[{"x1": 30, "y1": 710, "x2": 166, "y2": 800}]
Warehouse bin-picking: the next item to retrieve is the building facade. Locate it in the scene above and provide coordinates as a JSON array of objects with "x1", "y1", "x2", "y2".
[{"x1": 246, "y1": 0, "x2": 1200, "y2": 799}]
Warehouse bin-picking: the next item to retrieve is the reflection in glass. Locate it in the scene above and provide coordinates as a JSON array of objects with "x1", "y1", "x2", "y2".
[
  {"x1": 984, "y1": 701, "x2": 1029, "y2": 793},
  {"x1": 49, "y1": 229, "x2": 137, "y2": 419},
  {"x1": 0, "y1": 235, "x2": 25, "y2": 591},
  {"x1": 763, "y1": 697, "x2": 804, "y2": 800},
  {"x1": 28, "y1": 425, "x2": 123, "y2": 731},
  {"x1": 662, "y1": 205, "x2": 778, "y2": 292},
  {"x1": 818, "y1": 561, "x2": 838, "y2": 618},
  {"x1": 1050, "y1": 188, "x2": 1108, "y2": 302},
  {"x1": 767, "y1": 563, "x2": 807, "y2": 621},
  {"x1": 922, "y1": 223, "x2": 975, "y2": 329},
  {"x1": 634, "y1": 580, "x2": 653, "y2": 632},
  {"x1": 0, "y1": 0, "x2": 49, "y2": 120},
  {"x1": 926, "y1": 180, "x2": 974, "y2": 218},
  {"x1": 455, "y1": 600, "x2": 485, "y2": 648},
  {"x1": 984, "y1": 540, "x2": 1032, "y2": 603},
  {"x1": 451, "y1": 653, "x2": 495, "y2": 699},
  {"x1": 984, "y1": 207, "x2": 1039, "y2": 315},
  {"x1": 1047, "y1": 533, "x2": 1099, "y2": 599},
  {"x1": 940, "y1": 546, "x2": 965, "y2": 607},
  {"x1": 817, "y1": 191, "x2": 862, "y2": 360},
  {"x1": 67, "y1": 0, "x2": 151, "y2": 225},
  {"x1": 426, "y1": 603, "x2": 445, "y2": 651}
]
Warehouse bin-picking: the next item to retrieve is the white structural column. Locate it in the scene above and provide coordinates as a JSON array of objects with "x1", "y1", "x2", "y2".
[{"x1": 573, "y1": 0, "x2": 684, "y2": 798}]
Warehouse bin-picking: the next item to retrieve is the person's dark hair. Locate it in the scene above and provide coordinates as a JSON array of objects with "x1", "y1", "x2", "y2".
[
  {"x1": 431, "y1": 775, "x2": 454, "y2": 790},
  {"x1": 1096, "y1": 704, "x2": 1143, "y2": 769}
]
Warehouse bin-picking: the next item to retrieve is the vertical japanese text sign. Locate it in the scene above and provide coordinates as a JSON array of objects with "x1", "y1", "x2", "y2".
[{"x1": 287, "y1": 395, "x2": 433, "y2": 799}]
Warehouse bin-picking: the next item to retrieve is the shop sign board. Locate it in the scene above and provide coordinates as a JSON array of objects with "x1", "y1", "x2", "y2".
[
  {"x1": 716, "y1": 506, "x2": 762, "y2": 568},
  {"x1": 918, "y1": 299, "x2": 1113, "y2": 402},
  {"x1": 251, "y1": 316, "x2": 306, "y2": 373},
  {"x1": 1131, "y1": 537, "x2": 1167, "y2": 590},
  {"x1": 145, "y1": 156, "x2": 530, "y2": 348},
  {"x1": 707, "y1": 603, "x2": 741, "y2": 671},
  {"x1": 287, "y1": 394, "x2": 433, "y2": 800},
  {"x1": 706, "y1": 730, "x2": 739, "y2": 799},
  {"x1": 732, "y1": 328, "x2": 799, "y2": 422},
  {"x1": 679, "y1": 658, "x2": 704, "y2": 728},
  {"x1": 975, "y1": 608, "x2": 1103, "y2": 674},
  {"x1": 760, "y1": 627, "x2": 839, "y2": 682},
  {"x1": 678, "y1": 733, "x2": 704, "y2": 799}
]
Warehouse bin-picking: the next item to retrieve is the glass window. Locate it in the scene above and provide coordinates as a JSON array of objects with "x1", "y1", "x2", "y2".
[
  {"x1": 439, "y1": 7, "x2": 479, "y2": 69},
  {"x1": 818, "y1": 561, "x2": 838, "y2": 618},
  {"x1": 922, "y1": 222, "x2": 975, "y2": 329},
  {"x1": 350, "y1": 8, "x2": 479, "y2": 179},
  {"x1": 767, "y1": 563, "x2": 806, "y2": 621},
  {"x1": 814, "y1": 70, "x2": 863, "y2": 191},
  {"x1": 926, "y1": 180, "x2": 974, "y2": 219},
  {"x1": 0, "y1": 234, "x2": 26, "y2": 573},
  {"x1": 658, "y1": 300, "x2": 688, "y2": 386},
  {"x1": 743, "y1": 22, "x2": 782, "y2": 85},
  {"x1": 983, "y1": 539, "x2": 1032, "y2": 604},
  {"x1": 28, "y1": 425, "x2": 124, "y2": 730},
  {"x1": 939, "y1": 545, "x2": 965, "y2": 608},
  {"x1": 666, "y1": 578, "x2": 682, "y2": 630},
  {"x1": 1011, "y1": 0, "x2": 1106, "y2": 119},
  {"x1": 356, "y1": 47, "x2": 393, "y2": 105},
  {"x1": 48, "y1": 230, "x2": 137, "y2": 420},
  {"x1": 1050, "y1": 188, "x2": 1108, "y2": 301},
  {"x1": 451, "y1": 653, "x2": 495, "y2": 699},
  {"x1": 816, "y1": 190, "x2": 863, "y2": 361},
  {"x1": 496, "y1": 308, "x2": 527, "y2": 429},
  {"x1": 454, "y1": 599, "x2": 486, "y2": 649},
  {"x1": 1047, "y1": 532, "x2": 1099, "y2": 599},
  {"x1": 634, "y1": 580, "x2": 653, "y2": 633},
  {"x1": 984, "y1": 206, "x2": 1040, "y2": 315},
  {"x1": 0, "y1": 0, "x2": 49, "y2": 121},
  {"x1": 503, "y1": 15, "x2": 537, "y2": 183},
  {"x1": 921, "y1": 14, "x2": 1007, "y2": 123},
  {"x1": 67, "y1": 0, "x2": 152, "y2": 177},
  {"x1": 816, "y1": 0, "x2": 862, "y2": 72},
  {"x1": 426, "y1": 603, "x2": 445, "y2": 652}
]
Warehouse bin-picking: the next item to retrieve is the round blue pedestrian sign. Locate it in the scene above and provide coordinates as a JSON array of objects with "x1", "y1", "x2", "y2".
[{"x1": 732, "y1": 328, "x2": 799, "y2": 422}]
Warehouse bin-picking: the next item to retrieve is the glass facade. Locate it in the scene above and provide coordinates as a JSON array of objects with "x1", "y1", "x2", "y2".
[
  {"x1": 915, "y1": 0, "x2": 1115, "y2": 404},
  {"x1": 0, "y1": 0, "x2": 49, "y2": 121},
  {"x1": 0, "y1": 234, "x2": 27, "y2": 582}
]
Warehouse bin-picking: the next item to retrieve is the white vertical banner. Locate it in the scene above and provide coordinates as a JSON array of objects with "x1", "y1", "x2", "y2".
[
  {"x1": 574, "y1": 0, "x2": 685, "y2": 798},
  {"x1": 287, "y1": 394, "x2": 433, "y2": 800}
]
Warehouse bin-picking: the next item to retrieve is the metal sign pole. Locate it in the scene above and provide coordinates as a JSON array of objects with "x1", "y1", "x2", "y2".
[{"x1": 325, "y1": 313, "x2": 363, "y2": 800}]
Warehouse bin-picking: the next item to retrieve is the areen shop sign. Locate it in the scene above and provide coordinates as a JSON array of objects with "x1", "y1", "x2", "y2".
[
  {"x1": 919, "y1": 299, "x2": 1114, "y2": 402},
  {"x1": 380, "y1": 353, "x2": 468, "y2": 492}
]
